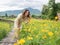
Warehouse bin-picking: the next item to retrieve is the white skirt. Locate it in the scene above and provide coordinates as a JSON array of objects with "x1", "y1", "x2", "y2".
[{"x1": 14, "y1": 21, "x2": 22, "y2": 30}]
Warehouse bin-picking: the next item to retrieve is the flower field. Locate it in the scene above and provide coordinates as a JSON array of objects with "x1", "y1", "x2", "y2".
[
  {"x1": 0, "y1": 21, "x2": 11, "y2": 41},
  {"x1": 14, "y1": 19, "x2": 60, "y2": 45}
]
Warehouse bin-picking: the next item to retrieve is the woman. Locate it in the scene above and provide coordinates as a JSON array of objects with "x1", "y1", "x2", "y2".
[{"x1": 14, "y1": 9, "x2": 31, "y2": 39}]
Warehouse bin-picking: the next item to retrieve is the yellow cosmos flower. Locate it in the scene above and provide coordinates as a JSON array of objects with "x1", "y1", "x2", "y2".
[
  {"x1": 28, "y1": 29, "x2": 31, "y2": 32},
  {"x1": 36, "y1": 35, "x2": 38, "y2": 38},
  {"x1": 44, "y1": 24, "x2": 47, "y2": 26},
  {"x1": 41, "y1": 30, "x2": 48, "y2": 32},
  {"x1": 27, "y1": 36, "x2": 33, "y2": 40},
  {"x1": 48, "y1": 32, "x2": 53, "y2": 36},
  {"x1": 14, "y1": 43, "x2": 17, "y2": 45},
  {"x1": 55, "y1": 16, "x2": 58, "y2": 19},
  {"x1": 17, "y1": 39, "x2": 25, "y2": 45},
  {"x1": 42, "y1": 35, "x2": 47, "y2": 39}
]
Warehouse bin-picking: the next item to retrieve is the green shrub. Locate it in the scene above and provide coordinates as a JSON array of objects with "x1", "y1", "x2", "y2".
[{"x1": 0, "y1": 22, "x2": 11, "y2": 41}]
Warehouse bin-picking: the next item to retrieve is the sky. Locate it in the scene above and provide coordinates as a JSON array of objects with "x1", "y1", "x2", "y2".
[{"x1": 0, "y1": 0, "x2": 60, "y2": 12}]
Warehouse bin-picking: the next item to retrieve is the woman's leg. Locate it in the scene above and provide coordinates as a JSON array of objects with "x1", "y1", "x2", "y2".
[
  {"x1": 15, "y1": 28, "x2": 20, "y2": 39},
  {"x1": 17, "y1": 25, "x2": 22, "y2": 39},
  {"x1": 17, "y1": 28, "x2": 20, "y2": 39}
]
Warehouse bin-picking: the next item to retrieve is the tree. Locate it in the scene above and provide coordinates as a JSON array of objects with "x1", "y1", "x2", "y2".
[
  {"x1": 56, "y1": 3, "x2": 60, "y2": 12},
  {"x1": 48, "y1": 0, "x2": 57, "y2": 19},
  {"x1": 41, "y1": 0, "x2": 57, "y2": 20},
  {"x1": 42, "y1": 5, "x2": 49, "y2": 15},
  {"x1": 5, "y1": 13, "x2": 8, "y2": 17},
  {"x1": 41, "y1": 5, "x2": 49, "y2": 19}
]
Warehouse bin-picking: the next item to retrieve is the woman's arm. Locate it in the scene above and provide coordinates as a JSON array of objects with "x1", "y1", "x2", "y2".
[
  {"x1": 13, "y1": 13, "x2": 22, "y2": 30},
  {"x1": 25, "y1": 16, "x2": 31, "y2": 24}
]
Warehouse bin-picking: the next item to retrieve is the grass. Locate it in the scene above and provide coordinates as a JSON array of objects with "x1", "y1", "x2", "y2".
[{"x1": 14, "y1": 19, "x2": 60, "y2": 45}]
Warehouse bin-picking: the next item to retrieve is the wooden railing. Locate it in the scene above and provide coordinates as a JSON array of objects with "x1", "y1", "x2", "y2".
[{"x1": 0, "y1": 18, "x2": 14, "y2": 23}]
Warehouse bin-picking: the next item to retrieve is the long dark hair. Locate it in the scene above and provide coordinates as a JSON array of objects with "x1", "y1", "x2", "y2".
[{"x1": 22, "y1": 9, "x2": 30, "y2": 19}]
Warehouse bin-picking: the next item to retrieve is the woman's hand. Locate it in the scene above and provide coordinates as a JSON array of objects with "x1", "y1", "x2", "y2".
[{"x1": 26, "y1": 18, "x2": 30, "y2": 24}]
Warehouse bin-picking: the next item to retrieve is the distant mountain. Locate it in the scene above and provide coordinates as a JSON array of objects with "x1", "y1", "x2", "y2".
[
  {"x1": 24, "y1": 7, "x2": 40, "y2": 15},
  {"x1": 0, "y1": 7, "x2": 40, "y2": 16}
]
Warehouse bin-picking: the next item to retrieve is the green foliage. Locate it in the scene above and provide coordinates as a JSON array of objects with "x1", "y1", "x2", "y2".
[
  {"x1": 41, "y1": 0, "x2": 57, "y2": 20},
  {"x1": 0, "y1": 30, "x2": 7, "y2": 40},
  {"x1": 32, "y1": 15, "x2": 36, "y2": 18},
  {"x1": 16, "y1": 19, "x2": 60, "y2": 45},
  {"x1": 32, "y1": 15, "x2": 41, "y2": 19},
  {"x1": 56, "y1": 39, "x2": 60, "y2": 45},
  {"x1": 41, "y1": 5, "x2": 49, "y2": 19},
  {"x1": 41, "y1": 14, "x2": 49, "y2": 19},
  {"x1": 56, "y1": 3, "x2": 60, "y2": 12},
  {"x1": 5, "y1": 13, "x2": 8, "y2": 17},
  {"x1": 48, "y1": 0, "x2": 57, "y2": 19},
  {"x1": 42, "y1": 5, "x2": 49, "y2": 15},
  {"x1": 0, "y1": 22, "x2": 11, "y2": 41}
]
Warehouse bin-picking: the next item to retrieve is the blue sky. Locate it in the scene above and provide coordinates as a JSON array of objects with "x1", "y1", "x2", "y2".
[{"x1": 0, "y1": 0, "x2": 60, "y2": 12}]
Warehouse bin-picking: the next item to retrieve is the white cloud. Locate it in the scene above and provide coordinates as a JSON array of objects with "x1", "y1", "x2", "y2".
[
  {"x1": 56, "y1": 0, "x2": 60, "y2": 3},
  {"x1": 0, "y1": 0, "x2": 60, "y2": 12}
]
